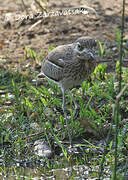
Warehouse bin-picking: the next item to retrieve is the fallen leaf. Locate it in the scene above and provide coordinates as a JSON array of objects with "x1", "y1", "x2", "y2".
[
  {"x1": 0, "y1": 43, "x2": 4, "y2": 47},
  {"x1": 80, "y1": 117, "x2": 97, "y2": 136},
  {"x1": 0, "y1": 10, "x2": 4, "y2": 14},
  {"x1": 105, "y1": 33, "x2": 115, "y2": 40},
  {"x1": 95, "y1": 107, "x2": 99, "y2": 112},
  {"x1": 30, "y1": 112, "x2": 37, "y2": 120},
  {"x1": 109, "y1": 101, "x2": 113, "y2": 106}
]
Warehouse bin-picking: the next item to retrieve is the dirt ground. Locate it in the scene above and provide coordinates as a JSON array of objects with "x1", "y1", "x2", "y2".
[{"x1": 0, "y1": 0, "x2": 128, "y2": 68}]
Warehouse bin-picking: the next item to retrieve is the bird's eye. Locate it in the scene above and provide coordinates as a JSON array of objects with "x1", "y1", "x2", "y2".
[
  {"x1": 78, "y1": 43, "x2": 81, "y2": 49},
  {"x1": 77, "y1": 43, "x2": 83, "y2": 51}
]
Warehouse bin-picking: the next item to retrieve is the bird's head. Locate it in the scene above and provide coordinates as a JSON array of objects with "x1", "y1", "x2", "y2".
[{"x1": 73, "y1": 37, "x2": 97, "y2": 61}]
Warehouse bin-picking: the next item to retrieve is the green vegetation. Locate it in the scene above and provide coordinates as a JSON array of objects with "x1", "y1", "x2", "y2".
[
  {"x1": 0, "y1": 36, "x2": 128, "y2": 178},
  {"x1": 0, "y1": 1, "x2": 127, "y2": 178}
]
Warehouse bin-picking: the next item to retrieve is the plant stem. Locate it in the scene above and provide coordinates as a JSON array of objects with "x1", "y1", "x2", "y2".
[{"x1": 113, "y1": 0, "x2": 125, "y2": 179}]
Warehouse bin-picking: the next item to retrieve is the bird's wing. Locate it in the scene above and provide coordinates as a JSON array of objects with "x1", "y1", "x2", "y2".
[
  {"x1": 47, "y1": 44, "x2": 74, "y2": 64},
  {"x1": 41, "y1": 58, "x2": 64, "y2": 82},
  {"x1": 41, "y1": 44, "x2": 74, "y2": 82}
]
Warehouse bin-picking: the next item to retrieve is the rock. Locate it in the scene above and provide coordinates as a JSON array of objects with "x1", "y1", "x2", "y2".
[{"x1": 34, "y1": 139, "x2": 52, "y2": 158}]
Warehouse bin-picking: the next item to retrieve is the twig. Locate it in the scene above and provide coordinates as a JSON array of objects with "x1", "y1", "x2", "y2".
[
  {"x1": 23, "y1": 132, "x2": 43, "y2": 139},
  {"x1": 21, "y1": 0, "x2": 28, "y2": 14},
  {"x1": 34, "y1": 0, "x2": 47, "y2": 12},
  {"x1": 113, "y1": 0, "x2": 125, "y2": 179},
  {"x1": 116, "y1": 84, "x2": 128, "y2": 102},
  {"x1": 28, "y1": 19, "x2": 42, "y2": 31}
]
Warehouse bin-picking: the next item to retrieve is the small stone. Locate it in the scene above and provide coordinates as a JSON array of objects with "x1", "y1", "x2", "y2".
[{"x1": 34, "y1": 139, "x2": 52, "y2": 158}]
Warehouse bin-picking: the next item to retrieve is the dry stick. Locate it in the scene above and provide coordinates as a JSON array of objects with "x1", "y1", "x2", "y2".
[
  {"x1": 34, "y1": 0, "x2": 47, "y2": 12},
  {"x1": 23, "y1": 132, "x2": 43, "y2": 139},
  {"x1": 28, "y1": 0, "x2": 48, "y2": 31},
  {"x1": 28, "y1": 19, "x2": 42, "y2": 31},
  {"x1": 116, "y1": 84, "x2": 128, "y2": 102},
  {"x1": 99, "y1": 1, "x2": 126, "y2": 178},
  {"x1": 21, "y1": 0, "x2": 29, "y2": 14},
  {"x1": 99, "y1": 84, "x2": 128, "y2": 180},
  {"x1": 96, "y1": 59, "x2": 128, "y2": 68},
  {"x1": 112, "y1": 84, "x2": 128, "y2": 179}
]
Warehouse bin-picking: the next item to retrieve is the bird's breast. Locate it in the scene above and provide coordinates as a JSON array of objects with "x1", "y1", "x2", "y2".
[{"x1": 64, "y1": 60, "x2": 95, "y2": 80}]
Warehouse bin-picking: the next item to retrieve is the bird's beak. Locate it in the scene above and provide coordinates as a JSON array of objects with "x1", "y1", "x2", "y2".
[
  {"x1": 78, "y1": 49, "x2": 96, "y2": 61},
  {"x1": 88, "y1": 51, "x2": 96, "y2": 61}
]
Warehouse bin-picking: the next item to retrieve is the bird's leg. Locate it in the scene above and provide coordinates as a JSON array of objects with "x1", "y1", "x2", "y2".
[
  {"x1": 62, "y1": 88, "x2": 72, "y2": 147},
  {"x1": 68, "y1": 91, "x2": 80, "y2": 117},
  {"x1": 62, "y1": 88, "x2": 67, "y2": 118}
]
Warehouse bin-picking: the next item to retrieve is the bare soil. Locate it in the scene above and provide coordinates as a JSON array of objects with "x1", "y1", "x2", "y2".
[{"x1": 0, "y1": 0, "x2": 128, "y2": 70}]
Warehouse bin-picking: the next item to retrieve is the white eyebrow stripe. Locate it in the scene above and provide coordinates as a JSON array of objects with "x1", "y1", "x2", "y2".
[{"x1": 58, "y1": 58, "x2": 65, "y2": 64}]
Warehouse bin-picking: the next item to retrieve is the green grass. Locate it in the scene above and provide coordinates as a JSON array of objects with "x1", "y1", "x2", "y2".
[{"x1": 0, "y1": 37, "x2": 128, "y2": 179}]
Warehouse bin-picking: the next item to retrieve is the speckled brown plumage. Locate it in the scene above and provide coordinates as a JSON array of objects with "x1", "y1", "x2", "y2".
[
  {"x1": 41, "y1": 37, "x2": 97, "y2": 91},
  {"x1": 41, "y1": 36, "x2": 97, "y2": 143}
]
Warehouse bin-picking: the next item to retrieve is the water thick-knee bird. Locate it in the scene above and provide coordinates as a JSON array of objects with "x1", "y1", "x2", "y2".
[{"x1": 41, "y1": 37, "x2": 97, "y2": 143}]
